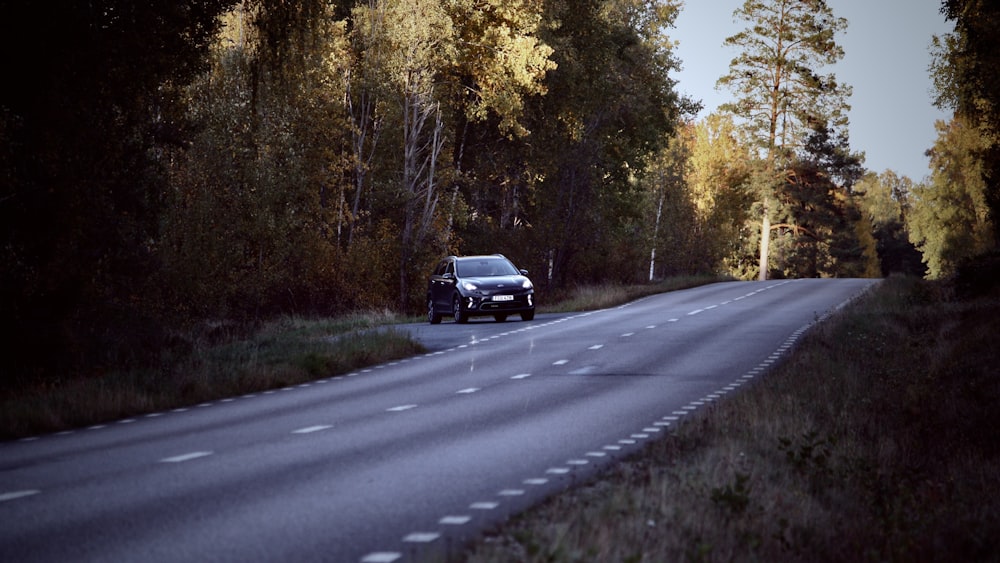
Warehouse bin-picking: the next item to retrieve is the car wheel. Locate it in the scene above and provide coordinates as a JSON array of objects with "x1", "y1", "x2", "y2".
[
  {"x1": 494, "y1": 314, "x2": 507, "y2": 322},
  {"x1": 520, "y1": 310, "x2": 535, "y2": 321},
  {"x1": 428, "y1": 298, "x2": 442, "y2": 324},
  {"x1": 453, "y1": 295, "x2": 468, "y2": 324}
]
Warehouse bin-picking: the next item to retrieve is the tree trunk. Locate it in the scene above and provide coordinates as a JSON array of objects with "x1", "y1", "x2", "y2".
[{"x1": 758, "y1": 201, "x2": 771, "y2": 281}]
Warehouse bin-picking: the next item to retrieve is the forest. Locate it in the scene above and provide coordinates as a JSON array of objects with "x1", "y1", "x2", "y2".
[{"x1": 1, "y1": 0, "x2": 996, "y2": 383}]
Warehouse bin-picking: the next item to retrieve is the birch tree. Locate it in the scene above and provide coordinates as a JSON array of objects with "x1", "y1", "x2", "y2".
[{"x1": 717, "y1": 0, "x2": 851, "y2": 279}]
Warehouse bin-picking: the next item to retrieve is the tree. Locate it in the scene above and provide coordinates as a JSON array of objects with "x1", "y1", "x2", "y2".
[
  {"x1": 908, "y1": 117, "x2": 994, "y2": 278},
  {"x1": 511, "y1": 0, "x2": 684, "y2": 287},
  {"x1": 718, "y1": 0, "x2": 851, "y2": 279},
  {"x1": 854, "y1": 170, "x2": 926, "y2": 276},
  {"x1": 643, "y1": 128, "x2": 699, "y2": 280},
  {"x1": 161, "y1": 1, "x2": 357, "y2": 318},
  {"x1": 686, "y1": 113, "x2": 754, "y2": 275},
  {"x1": 0, "y1": 0, "x2": 237, "y2": 380},
  {"x1": 934, "y1": 0, "x2": 1000, "y2": 243}
]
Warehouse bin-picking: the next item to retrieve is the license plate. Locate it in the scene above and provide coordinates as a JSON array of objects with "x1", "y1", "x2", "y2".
[{"x1": 492, "y1": 295, "x2": 514, "y2": 301}]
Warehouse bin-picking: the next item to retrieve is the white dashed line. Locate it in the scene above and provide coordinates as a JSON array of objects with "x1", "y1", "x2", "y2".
[
  {"x1": 386, "y1": 404, "x2": 417, "y2": 412},
  {"x1": 523, "y1": 478, "x2": 548, "y2": 485},
  {"x1": 456, "y1": 388, "x2": 480, "y2": 394},
  {"x1": 621, "y1": 332, "x2": 635, "y2": 337},
  {"x1": 0, "y1": 490, "x2": 40, "y2": 502},
  {"x1": 292, "y1": 425, "x2": 332, "y2": 434},
  {"x1": 161, "y1": 451, "x2": 213, "y2": 463},
  {"x1": 546, "y1": 467, "x2": 570, "y2": 474},
  {"x1": 588, "y1": 344, "x2": 604, "y2": 350},
  {"x1": 402, "y1": 532, "x2": 440, "y2": 543},
  {"x1": 440, "y1": 516, "x2": 471, "y2": 525},
  {"x1": 553, "y1": 359, "x2": 569, "y2": 366},
  {"x1": 511, "y1": 373, "x2": 532, "y2": 380},
  {"x1": 687, "y1": 309, "x2": 703, "y2": 316},
  {"x1": 470, "y1": 501, "x2": 499, "y2": 510},
  {"x1": 361, "y1": 552, "x2": 400, "y2": 563},
  {"x1": 499, "y1": 489, "x2": 525, "y2": 496}
]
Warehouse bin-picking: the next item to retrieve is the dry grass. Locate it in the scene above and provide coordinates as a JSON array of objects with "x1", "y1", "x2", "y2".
[
  {"x1": 463, "y1": 276, "x2": 1000, "y2": 562},
  {"x1": 0, "y1": 310, "x2": 423, "y2": 440}
]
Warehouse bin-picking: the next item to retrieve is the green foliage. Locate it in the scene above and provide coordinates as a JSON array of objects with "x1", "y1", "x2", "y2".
[
  {"x1": 854, "y1": 171, "x2": 926, "y2": 277},
  {"x1": 935, "y1": 0, "x2": 1000, "y2": 243},
  {"x1": 711, "y1": 472, "x2": 752, "y2": 516},
  {"x1": 718, "y1": 0, "x2": 854, "y2": 280},
  {"x1": 908, "y1": 117, "x2": 995, "y2": 278}
]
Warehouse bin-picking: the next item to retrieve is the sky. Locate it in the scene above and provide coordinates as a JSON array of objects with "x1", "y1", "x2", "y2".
[{"x1": 669, "y1": 0, "x2": 954, "y2": 182}]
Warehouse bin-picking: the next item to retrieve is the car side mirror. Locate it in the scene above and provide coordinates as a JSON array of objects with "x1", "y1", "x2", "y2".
[
  {"x1": 443, "y1": 273, "x2": 455, "y2": 280},
  {"x1": 519, "y1": 269, "x2": 529, "y2": 276}
]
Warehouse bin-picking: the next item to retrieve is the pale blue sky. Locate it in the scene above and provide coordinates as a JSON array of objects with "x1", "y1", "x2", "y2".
[{"x1": 669, "y1": 0, "x2": 953, "y2": 182}]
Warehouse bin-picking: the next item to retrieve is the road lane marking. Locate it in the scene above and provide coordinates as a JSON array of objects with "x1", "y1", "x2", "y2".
[
  {"x1": 553, "y1": 359, "x2": 569, "y2": 366},
  {"x1": 0, "y1": 490, "x2": 40, "y2": 502},
  {"x1": 440, "y1": 516, "x2": 471, "y2": 525},
  {"x1": 386, "y1": 404, "x2": 418, "y2": 412},
  {"x1": 499, "y1": 489, "x2": 524, "y2": 496},
  {"x1": 456, "y1": 388, "x2": 480, "y2": 394},
  {"x1": 470, "y1": 502, "x2": 499, "y2": 510},
  {"x1": 687, "y1": 309, "x2": 703, "y2": 316},
  {"x1": 511, "y1": 373, "x2": 532, "y2": 380},
  {"x1": 588, "y1": 344, "x2": 604, "y2": 350},
  {"x1": 586, "y1": 451, "x2": 607, "y2": 457},
  {"x1": 567, "y1": 459, "x2": 589, "y2": 465},
  {"x1": 403, "y1": 532, "x2": 440, "y2": 543},
  {"x1": 524, "y1": 478, "x2": 548, "y2": 485},
  {"x1": 362, "y1": 553, "x2": 401, "y2": 563},
  {"x1": 546, "y1": 467, "x2": 570, "y2": 474},
  {"x1": 161, "y1": 451, "x2": 213, "y2": 463},
  {"x1": 621, "y1": 332, "x2": 635, "y2": 337},
  {"x1": 292, "y1": 425, "x2": 332, "y2": 434}
]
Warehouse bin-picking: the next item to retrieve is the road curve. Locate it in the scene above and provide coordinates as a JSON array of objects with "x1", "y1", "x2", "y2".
[{"x1": 0, "y1": 278, "x2": 877, "y2": 562}]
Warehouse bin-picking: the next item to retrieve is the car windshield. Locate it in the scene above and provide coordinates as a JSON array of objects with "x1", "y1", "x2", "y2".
[{"x1": 456, "y1": 258, "x2": 519, "y2": 277}]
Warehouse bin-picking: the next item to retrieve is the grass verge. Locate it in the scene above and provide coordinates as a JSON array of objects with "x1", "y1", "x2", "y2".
[
  {"x1": 461, "y1": 275, "x2": 1000, "y2": 562},
  {"x1": 0, "y1": 310, "x2": 423, "y2": 440}
]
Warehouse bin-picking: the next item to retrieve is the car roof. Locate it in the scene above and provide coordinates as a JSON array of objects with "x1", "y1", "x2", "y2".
[{"x1": 452, "y1": 254, "x2": 507, "y2": 261}]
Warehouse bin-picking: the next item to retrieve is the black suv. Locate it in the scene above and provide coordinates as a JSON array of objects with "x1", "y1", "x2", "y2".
[{"x1": 427, "y1": 255, "x2": 535, "y2": 323}]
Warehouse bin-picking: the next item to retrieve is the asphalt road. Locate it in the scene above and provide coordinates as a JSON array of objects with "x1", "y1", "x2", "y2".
[{"x1": 0, "y1": 278, "x2": 877, "y2": 562}]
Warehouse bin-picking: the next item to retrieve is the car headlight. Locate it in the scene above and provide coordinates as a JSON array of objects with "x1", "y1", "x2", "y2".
[
  {"x1": 522, "y1": 279, "x2": 533, "y2": 289},
  {"x1": 461, "y1": 281, "x2": 478, "y2": 291}
]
